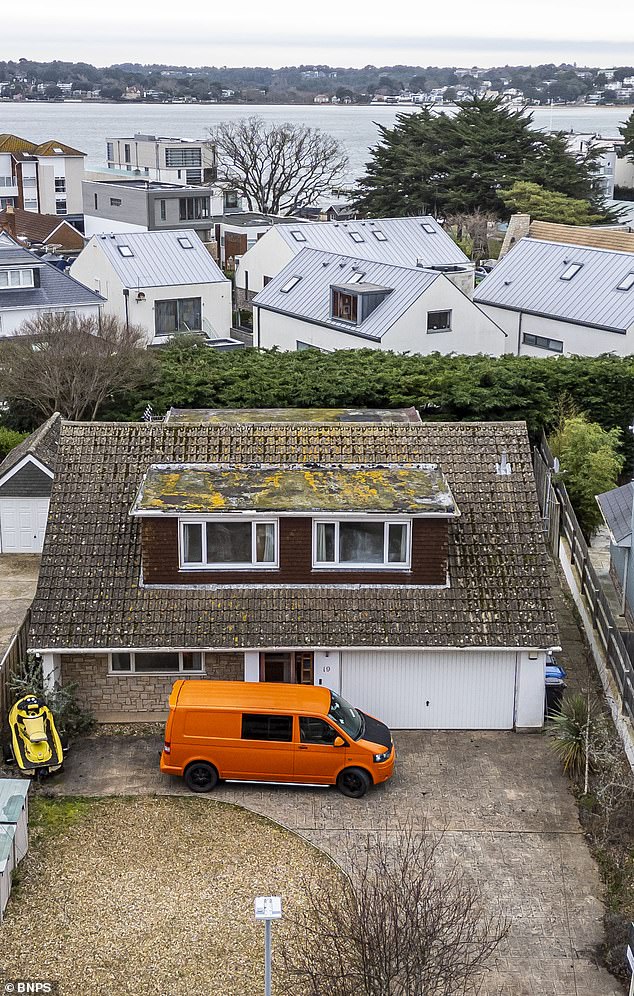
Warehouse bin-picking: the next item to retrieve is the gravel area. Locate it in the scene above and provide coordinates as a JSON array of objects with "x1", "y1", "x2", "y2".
[{"x1": 0, "y1": 795, "x2": 337, "y2": 996}]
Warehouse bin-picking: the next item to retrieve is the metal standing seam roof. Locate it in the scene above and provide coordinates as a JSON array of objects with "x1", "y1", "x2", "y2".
[
  {"x1": 28, "y1": 419, "x2": 559, "y2": 651},
  {"x1": 253, "y1": 249, "x2": 441, "y2": 339},
  {"x1": 0, "y1": 233, "x2": 105, "y2": 310},
  {"x1": 131, "y1": 463, "x2": 458, "y2": 515},
  {"x1": 85, "y1": 230, "x2": 228, "y2": 289},
  {"x1": 474, "y1": 239, "x2": 634, "y2": 332},
  {"x1": 596, "y1": 482, "x2": 633, "y2": 547},
  {"x1": 275, "y1": 216, "x2": 470, "y2": 267}
]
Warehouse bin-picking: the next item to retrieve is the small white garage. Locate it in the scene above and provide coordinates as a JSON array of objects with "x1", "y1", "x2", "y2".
[
  {"x1": 0, "y1": 414, "x2": 60, "y2": 555},
  {"x1": 339, "y1": 649, "x2": 546, "y2": 731}
]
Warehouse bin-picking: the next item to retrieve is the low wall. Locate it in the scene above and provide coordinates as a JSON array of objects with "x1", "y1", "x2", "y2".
[{"x1": 62, "y1": 652, "x2": 244, "y2": 722}]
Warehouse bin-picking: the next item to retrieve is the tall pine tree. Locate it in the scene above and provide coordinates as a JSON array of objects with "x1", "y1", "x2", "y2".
[{"x1": 356, "y1": 96, "x2": 605, "y2": 219}]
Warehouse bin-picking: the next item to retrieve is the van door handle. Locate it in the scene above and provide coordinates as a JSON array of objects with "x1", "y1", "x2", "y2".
[{"x1": 298, "y1": 745, "x2": 308, "y2": 750}]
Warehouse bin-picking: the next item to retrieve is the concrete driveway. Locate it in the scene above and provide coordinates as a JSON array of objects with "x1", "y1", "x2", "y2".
[
  {"x1": 0, "y1": 554, "x2": 40, "y2": 649},
  {"x1": 50, "y1": 728, "x2": 621, "y2": 996}
]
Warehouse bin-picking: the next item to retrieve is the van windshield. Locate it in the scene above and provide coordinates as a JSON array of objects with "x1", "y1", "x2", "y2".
[{"x1": 328, "y1": 691, "x2": 364, "y2": 741}]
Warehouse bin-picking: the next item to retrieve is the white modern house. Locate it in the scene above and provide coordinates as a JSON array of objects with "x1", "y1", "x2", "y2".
[
  {"x1": 474, "y1": 239, "x2": 634, "y2": 356},
  {"x1": 70, "y1": 230, "x2": 232, "y2": 345},
  {"x1": 252, "y1": 249, "x2": 506, "y2": 355},
  {"x1": 105, "y1": 134, "x2": 217, "y2": 185},
  {"x1": 235, "y1": 216, "x2": 474, "y2": 306},
  {"x1": 0, "y1": 232, "x2": 103, "y2": 337}
]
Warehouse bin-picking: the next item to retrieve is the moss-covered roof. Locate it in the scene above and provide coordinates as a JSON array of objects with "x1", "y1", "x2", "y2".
[
  {"x1": 165, "y1": 407, "x2": 422, "y2": 424},
  {"x1": 132, "y1": 463, "x2": 457, "y2": 515}
]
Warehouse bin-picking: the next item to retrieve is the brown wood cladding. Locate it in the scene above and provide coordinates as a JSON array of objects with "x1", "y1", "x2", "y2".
[{"x1": 141, "y1": 517, "x2": 448, "y2": 586}]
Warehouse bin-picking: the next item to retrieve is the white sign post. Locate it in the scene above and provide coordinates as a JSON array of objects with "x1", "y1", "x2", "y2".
[{"x1": 255, "y1": 896, "x2": 282, "y2": 996}]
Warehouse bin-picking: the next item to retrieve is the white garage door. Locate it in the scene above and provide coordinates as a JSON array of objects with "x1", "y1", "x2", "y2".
[
  {"x1": 341, "y1": 650, "x2": 517, "y2": 730},
  {"x1": 0, "y1": 499, "x2": 50, "y2": 553}
]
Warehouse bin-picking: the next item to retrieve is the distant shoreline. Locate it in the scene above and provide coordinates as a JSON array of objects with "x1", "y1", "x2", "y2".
[{"x1": 2, "y1": 98, "x2": 634, "y2": 111}]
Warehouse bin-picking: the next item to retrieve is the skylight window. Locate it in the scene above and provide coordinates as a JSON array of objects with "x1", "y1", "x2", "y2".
[
  {"x1": 117, "y1": 245, "x2": 134, "y2": 257},
  {"x1": 616, "y1": 272, "x2": 634, "y2": 291},
  {"x1": 280, "y1": 275, "x2": 302, "y2": 293},
  {"x1": 290, "y1": 230, "x2": 307, "y2": 242},
  {"x1": 349, "y1": 232, "x2": 365, "y2": 243},
  {"x1": 421, "y1": 223, "x2": 437, "y2": 234},
  {"x1": 348, "y1": 272, "x2": 365, "y2": 283},
  {"x1": 372, "y1": 230, "x2": 388, "y2": 241},
  {"x1": 178, "y1": 237, "x2": 193, "y2": 249},
  {"x1": 560, "y1": 263, "x2": 583, "y2": 281}
]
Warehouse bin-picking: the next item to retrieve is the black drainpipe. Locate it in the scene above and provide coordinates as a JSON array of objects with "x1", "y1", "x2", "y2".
[{"x1": 123, "y1": 287, "x2": 130, "y2": 332}]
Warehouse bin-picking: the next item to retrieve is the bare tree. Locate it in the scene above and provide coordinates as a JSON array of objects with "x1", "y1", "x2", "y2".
[
  {"x1": 0, "y1": 313, "x2": 154, "y2": 421},
  {"x1": 208, "y1": 116, "x2": 349, "y2": 215},
  {"x1": 279, "y1": 822, "x2": 509, "y2": 996}
]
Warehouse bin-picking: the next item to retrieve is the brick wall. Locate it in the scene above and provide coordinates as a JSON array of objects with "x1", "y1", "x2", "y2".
[
  {"x1": 142, "y1": 517, "x2": 448, "y2": 586},
  {"x1": 62, "y1": 651, "x2": 244, "y2": 722}
]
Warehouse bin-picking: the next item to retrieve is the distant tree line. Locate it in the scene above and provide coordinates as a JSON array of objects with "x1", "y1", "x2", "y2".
[{"x1": 2, "y1": 58, "x2": 634, "y2": 105}]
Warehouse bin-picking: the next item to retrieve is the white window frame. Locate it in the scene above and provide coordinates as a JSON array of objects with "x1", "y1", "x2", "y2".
[
  {"x1": 108, "y1": 650, "x2": 204, "y2": 675},
  {"x1": 560, "y1": 263, "x2": 583, "y2": 281},
  {"x1": 0, "y1": 268, "x2": 34, "y2": 288},
  {"x1": 312, "y1": 518, "x2": 411, "y2": 570},
  {"x1": 179, "y1": 517, "x2": 279, "y2": 570}
]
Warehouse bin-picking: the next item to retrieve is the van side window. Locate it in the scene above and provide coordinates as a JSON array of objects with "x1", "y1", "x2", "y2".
[
  {"x1": 242, "y1": 714, "x2": 292, "y2": 742},
  {"x1": 299, "y1": 717, "x2": 339, "y2": 745}
]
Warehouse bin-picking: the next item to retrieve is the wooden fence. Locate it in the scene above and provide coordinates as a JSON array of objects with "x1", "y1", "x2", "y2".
[
  {"x1": 0, "y1": 609, "x2": 31, "y2": 741},
  {"x1": 534, "y1": 438, "x2": 634, "y2": 725}
]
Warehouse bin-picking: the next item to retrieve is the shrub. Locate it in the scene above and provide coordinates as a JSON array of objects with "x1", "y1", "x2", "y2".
[
  {"x1": 546, "y1": 692, "x2": 594, "y2": 778},
  {"x1": 0, "y1": 426, "x2": 27, "y2": 460},
  {"x1": 10, "y1": 653, "x2": 95, "y2": 741}
]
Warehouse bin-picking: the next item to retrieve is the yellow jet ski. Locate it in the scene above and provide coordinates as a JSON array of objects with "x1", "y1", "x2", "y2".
[{"x1": 8, "y1": 695, "x2": 64, "y2": 777}]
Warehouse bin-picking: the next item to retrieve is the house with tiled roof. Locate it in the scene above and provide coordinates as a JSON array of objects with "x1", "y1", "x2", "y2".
[
  {"x1": 252, "y1": 248, "x2": 507, "y2": 355},
  {"x1": 0, "y1": 206, "x2": 84, "y2": 255},
  {"x1": 28, "y1": 409, "x2": 559, "y2": 732},
  {"x1": 0, "y1": 133, "x2": 86, "y2": 229},
  {"x1": 0, "y1": 233, "x2": 103, "y2": 336},
  {"x1": 0, "y1": 413, "x2": 60, "y2": 552}
]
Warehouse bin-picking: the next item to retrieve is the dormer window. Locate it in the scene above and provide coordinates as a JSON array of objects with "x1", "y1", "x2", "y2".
[
  {"x1": 314, "y1": 519, "x2": 410, "y2": 568},
  {"x1": 0, "y1": 268, "x2": 34, "y2": 288},
  {"x1": 180, "y1": 518, "x2": 278, "y2": 569},
  {"x1": 331, "y1": 288, "x2": 358, "y2": 322}
]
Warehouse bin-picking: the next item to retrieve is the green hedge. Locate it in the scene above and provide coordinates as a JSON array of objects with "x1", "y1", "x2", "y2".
[{"x1": 98, "y1": 344, "x2": 634, "y2": 466}]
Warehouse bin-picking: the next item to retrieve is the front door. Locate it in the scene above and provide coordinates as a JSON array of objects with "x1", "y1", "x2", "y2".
[{"x1": 260, "y1": 652, "x2": 314, "y2": 684}]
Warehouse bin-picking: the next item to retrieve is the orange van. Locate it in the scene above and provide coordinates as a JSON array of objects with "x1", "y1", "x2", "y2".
[{"x1": 160, "y1": 680, "x2": 395, "y2": 798}]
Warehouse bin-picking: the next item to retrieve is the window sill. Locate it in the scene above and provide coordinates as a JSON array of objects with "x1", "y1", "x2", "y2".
[
  {"x1": 312, "y1": 564, "x2": 411, "y2": 571},
  {"x1": 426, "y1": 328, "x2": 451, "y2": 334},
  {"x1": 179, "y1": 564, "x2": 279, "y2": 572},
  {"x1": 109, "y1": 670, "x2": 205, "y2": 677}
]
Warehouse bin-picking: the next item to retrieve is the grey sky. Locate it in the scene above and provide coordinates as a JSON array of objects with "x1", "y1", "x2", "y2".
[{"x1": 5, "y1": 0, "x2": 634, "y2": 68}]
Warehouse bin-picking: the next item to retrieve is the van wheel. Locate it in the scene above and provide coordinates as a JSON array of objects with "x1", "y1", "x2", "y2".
[
  {"x1": 337, "y1": 767, "x2": 371, "y2": 799},
  {"x1": 184, "y1": 762, "x2": 218, "y2": 793}
]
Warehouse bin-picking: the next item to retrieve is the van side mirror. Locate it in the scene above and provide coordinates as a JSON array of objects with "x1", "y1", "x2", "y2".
[{"x1": 333, "y1": 736, "x2": 345, "y2": 747}]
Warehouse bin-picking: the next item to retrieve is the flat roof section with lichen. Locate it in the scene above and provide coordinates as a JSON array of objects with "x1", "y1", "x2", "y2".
[
  {"x1": 131, "y1": 463, "x2": 458, "y2": 515},
  {"x1": 164, "y1": 407, "x2": 422, "y2": 424}
]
